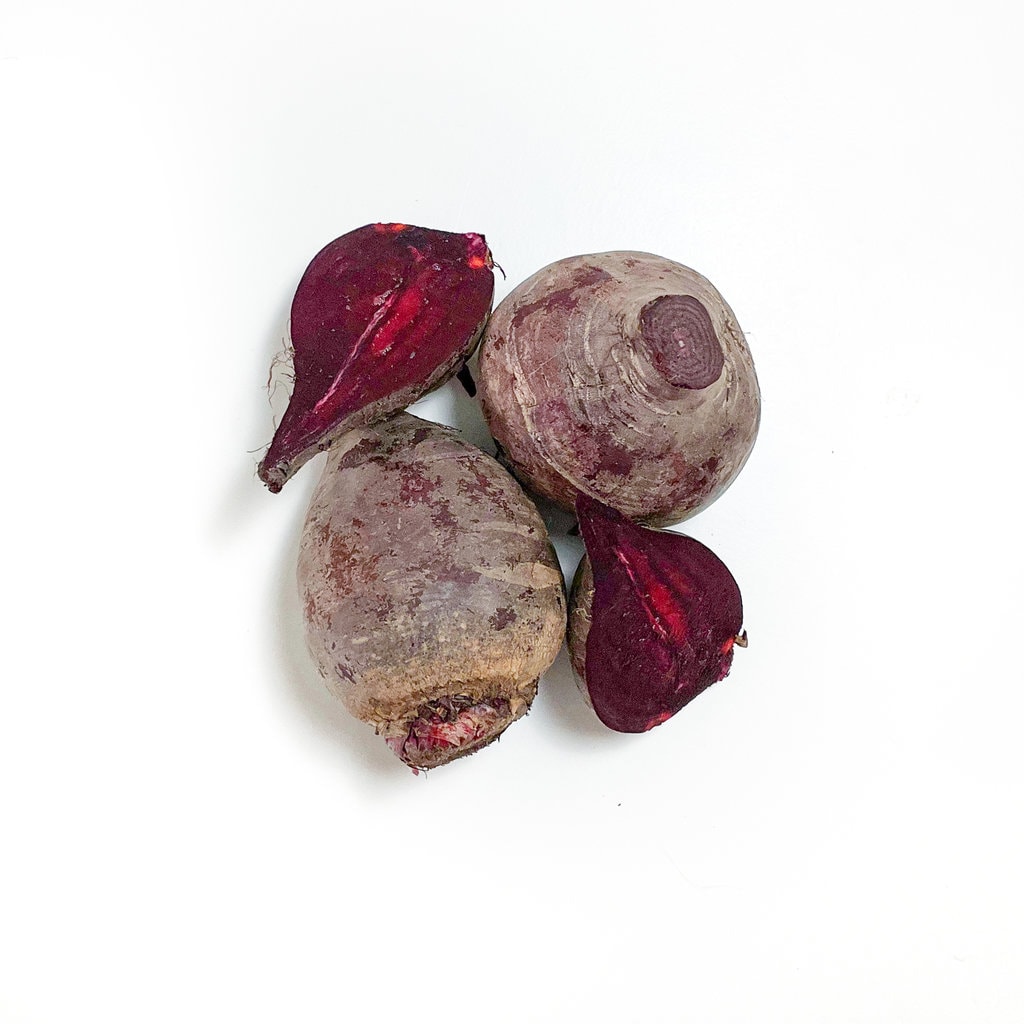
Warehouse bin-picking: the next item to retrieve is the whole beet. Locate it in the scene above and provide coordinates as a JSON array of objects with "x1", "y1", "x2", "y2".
[
  {"x1": 298, "y1": 413, "x2": 566, "y2": 769},
  {"x1": 478, "y1": 251, "x2": 760, "y2": 525}
]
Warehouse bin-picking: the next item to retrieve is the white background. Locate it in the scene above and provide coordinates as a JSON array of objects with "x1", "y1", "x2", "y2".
[{"x1": 2, "y1": 2, "x2": 1022, "y2": 1021}]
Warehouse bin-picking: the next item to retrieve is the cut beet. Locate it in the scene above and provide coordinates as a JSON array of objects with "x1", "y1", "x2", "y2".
[
  {"x1": 258, "y1": 222, "x2": 494, "y2": 492},
  {"x1": 568, "y1": 494, "x2": 746, "y2": 733}
]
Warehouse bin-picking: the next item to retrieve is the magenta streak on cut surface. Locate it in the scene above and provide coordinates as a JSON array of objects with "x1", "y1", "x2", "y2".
[
  {"x1": 614, "y1": 546, "x2": 689, "y2": 645},
  {"x1": 312, "y1": 287, "x2": 399, "y2": 414}
]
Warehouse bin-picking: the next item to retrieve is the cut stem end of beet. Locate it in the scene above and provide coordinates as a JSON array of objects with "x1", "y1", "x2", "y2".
[{"x1": 385, "y1": 695, "x2": 517, "y2": 771}]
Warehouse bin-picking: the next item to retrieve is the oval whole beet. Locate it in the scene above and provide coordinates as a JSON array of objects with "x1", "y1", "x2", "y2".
[
  {"x1": 568, "y1": 495, "x2": 746, "y2": 733},
  {"x1": 478, "y1": 252, "x2": 760, "y2": 525},
  {"x1": 298, "y1": 413, "x2": 566, "y2": 770}
]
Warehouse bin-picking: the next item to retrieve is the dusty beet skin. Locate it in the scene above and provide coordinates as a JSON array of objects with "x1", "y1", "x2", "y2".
[
  {"x1": 568, "y1": 495, "x2": 746, "y2": 733},
  {"x1": 259, "y1": 222, "x2": 494, "y2": 492},
  {"x1": 477, "y1": 251, "x2": 760, "y2": 525},
  {"x1": 298, "y1": 413, "x2": 566, "y2": 770}
]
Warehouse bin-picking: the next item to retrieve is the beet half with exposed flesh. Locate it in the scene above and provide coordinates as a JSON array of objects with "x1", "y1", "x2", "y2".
[
  {"x1": 568, "y1": 495, "x2": 746, "y2": 733},
  {"x1": 298, "y1": 413, "x2": 566, "y2": 770},
  {"x1": 259, "y1": 222, "x2": 494, "y2": 492}
]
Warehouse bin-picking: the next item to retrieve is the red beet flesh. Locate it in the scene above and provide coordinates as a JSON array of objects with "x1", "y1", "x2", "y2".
[
  {"x1": 258, "y1": 222, "x2": 494, "y2": 492},
  {"x1": 384, "y1": 696, "x2": 513, "y2": 770},
  {"x1": 572, "y1": 495, "x2": 745, "y2": 733}
]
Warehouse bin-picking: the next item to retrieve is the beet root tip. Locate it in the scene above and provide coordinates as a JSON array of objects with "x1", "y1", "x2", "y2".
[{"x1": 257, "y1": 459, "x2": 288, "y2": 494}]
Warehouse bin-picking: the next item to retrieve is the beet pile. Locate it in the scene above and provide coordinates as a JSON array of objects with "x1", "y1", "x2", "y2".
[{"x1": 260, "y1": 222, "x2": 760, "y2": 768}]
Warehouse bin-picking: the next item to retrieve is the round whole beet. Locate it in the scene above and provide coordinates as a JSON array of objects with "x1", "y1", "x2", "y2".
[
  {"x1": 477, "y1": 252, "x2": 761, "y2": 525},
  {"x1": 298, "y1": 412, "x2": 566, "y2": 770}
]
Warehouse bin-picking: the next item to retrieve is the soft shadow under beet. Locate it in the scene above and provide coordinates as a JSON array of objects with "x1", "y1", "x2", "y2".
[{"x1": 536, "y1": 647, "x2": 624, "y2": 745}]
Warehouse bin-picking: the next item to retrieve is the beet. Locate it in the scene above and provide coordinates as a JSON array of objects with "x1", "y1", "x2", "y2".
[
  {"x1": 477, "y1": 251, "x2": 760, "y2": 525},
  {"x1": 259, "y1": 223, "x2": 494, "y2": 492},
  {"x1": 568, "y1": 495, "x2": 746, "y2": 733},
  {"x1": 298, "y1": 413, "x2": 566, "y2": 769}
]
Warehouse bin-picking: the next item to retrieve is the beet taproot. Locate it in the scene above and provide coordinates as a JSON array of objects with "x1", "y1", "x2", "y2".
[
  {"x1": 478, "y1": 251, "x2": 760, "y2": 525},
  {"x1": 259, "y1": 222, "x2": 494, "y2": 492},
  {"x1": 568, "y1": 495, "x2": 746, "y2": 733},
  {"x1": 298, "y1": 413, "x2": 566, "y2": 769}
]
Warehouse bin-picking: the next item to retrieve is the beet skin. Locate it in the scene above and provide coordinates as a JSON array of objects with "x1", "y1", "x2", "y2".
[
  {"x1": 298, "y1": 413, "x2": 566, "y2": 769},
  {"x1": 259, "y1": 223, "x2": 494, "y2": 492},
  {"x1": 568, "y1": 495, "x2": 746, "y2": 733},
  {"x1": 478, "y1": 251, "x2": 760, "y2": 525}
]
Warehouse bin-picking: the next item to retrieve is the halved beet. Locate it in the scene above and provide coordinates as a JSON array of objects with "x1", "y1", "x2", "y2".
[
  {"x1": 568, "y1": 494, "x2": 746, "y2": 733},
  {"x1": 258, "y1": 222, "x2": 494, "y2": 492}
]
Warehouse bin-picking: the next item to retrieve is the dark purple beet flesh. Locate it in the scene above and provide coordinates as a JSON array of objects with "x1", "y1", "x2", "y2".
[
  {"x1": 258, "y1": 222, "x2": 494, "y2": 492},
  {"x1": 573, "y1": 494, "x2": 745, "y2": 733},
  {"x1": 638, "y1": 294, "x2": 724, "y2": 390}
]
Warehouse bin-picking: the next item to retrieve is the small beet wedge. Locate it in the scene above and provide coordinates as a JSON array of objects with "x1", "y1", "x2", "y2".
[
  {"x1": 568, "y1": 494, "x2": 746, "y2": 733},
  {"x1": 258, "y1": 222, "x2": 495, "y2": 492}
]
